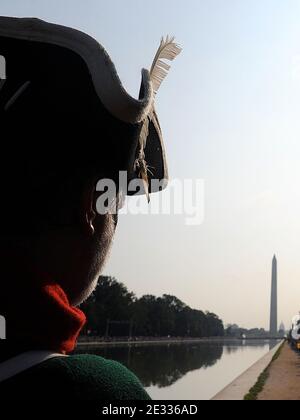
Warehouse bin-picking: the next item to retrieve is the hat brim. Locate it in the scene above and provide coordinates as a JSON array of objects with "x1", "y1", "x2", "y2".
[{"x1": 143, "y1": 110, "x2": 168, "y2": 193}]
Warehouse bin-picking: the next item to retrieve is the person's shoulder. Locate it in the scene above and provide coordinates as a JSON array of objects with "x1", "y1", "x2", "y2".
[
  {"x1": 0, "y1": 354, "x2": 150, "y2": 400},
  {"x1": 39, "y1": 354, "x2": 151, "y2": 400}
]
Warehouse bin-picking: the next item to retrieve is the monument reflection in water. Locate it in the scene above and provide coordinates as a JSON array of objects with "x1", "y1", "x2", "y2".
[{"x1": 76, "y1": 340, "x2": 279, "y2": 400}]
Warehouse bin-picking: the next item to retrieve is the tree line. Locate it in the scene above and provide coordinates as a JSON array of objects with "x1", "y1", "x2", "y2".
[{"x1": 81, "y1": 276, "x2": 224, "y2": 338}]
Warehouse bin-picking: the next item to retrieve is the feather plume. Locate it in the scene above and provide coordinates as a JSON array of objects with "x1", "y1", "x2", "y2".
[
  {"x1": 136, "y1": 36, "x2": 182, "y2": 202},
  {"x1": 150, "y1": 36, "x2": 182, "y2": 94}
]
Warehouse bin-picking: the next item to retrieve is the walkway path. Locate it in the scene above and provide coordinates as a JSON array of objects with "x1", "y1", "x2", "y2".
[
  {"x1": 212, "y1": 341, "x2": 283, "y2": 400},
  {"x1": 258, "y1": 342, "x2": 300, "y2": 400}
]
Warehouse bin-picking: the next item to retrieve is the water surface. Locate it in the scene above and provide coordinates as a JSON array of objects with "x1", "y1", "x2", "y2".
[{"x1": 76, "y1": 340, "x2": 279, "y2": 400}]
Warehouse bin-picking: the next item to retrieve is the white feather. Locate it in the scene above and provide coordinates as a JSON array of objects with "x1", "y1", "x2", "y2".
[
  {"x1": 136, "y1": 36, "x2": 182, "y2": 201},
  {"x1": 150, "y1": 36, "x2": 182, "y2": 94}
]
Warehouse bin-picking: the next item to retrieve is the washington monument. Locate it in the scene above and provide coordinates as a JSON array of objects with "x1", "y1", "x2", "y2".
[{"x1": 270, "y1": 255, "x2": 278, "y2": 335}]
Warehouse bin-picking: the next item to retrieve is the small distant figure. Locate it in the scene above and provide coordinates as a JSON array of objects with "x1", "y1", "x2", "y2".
[
  {"x1": 0, "y1": 54, "x2": 6, "y2": 79},
  {"x1": 0, "y1": 315, "x2": 5, "y2": 340}
]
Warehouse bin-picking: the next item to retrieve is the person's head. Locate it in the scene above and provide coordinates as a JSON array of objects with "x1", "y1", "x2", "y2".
[{"x1": 0, "y1": 121, "x2": 122, "y2": 306}]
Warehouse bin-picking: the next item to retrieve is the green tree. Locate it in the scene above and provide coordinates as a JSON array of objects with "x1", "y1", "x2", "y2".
[{"x1": 81, "y1": 276, "x2": 135, "y2": 336}]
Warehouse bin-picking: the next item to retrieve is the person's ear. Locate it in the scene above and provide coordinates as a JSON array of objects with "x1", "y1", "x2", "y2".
[{"x1": 82, "y1": 182, "x2": 97, "y2": 236}]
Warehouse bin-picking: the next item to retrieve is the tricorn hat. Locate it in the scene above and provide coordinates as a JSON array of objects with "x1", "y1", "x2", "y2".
[{"x1": 0, "y1": 16, "x2": 181, "y2": 200}]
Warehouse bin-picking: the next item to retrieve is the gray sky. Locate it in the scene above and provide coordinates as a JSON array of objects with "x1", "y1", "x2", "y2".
[{"x1": 2, "y1": 0, "x2": 300, "y2": 330}]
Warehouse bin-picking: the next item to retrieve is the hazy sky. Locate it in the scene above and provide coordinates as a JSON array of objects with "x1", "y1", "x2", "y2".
[{"x1": 2, "y1": 0, "x2": 300, "y2": 330}]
